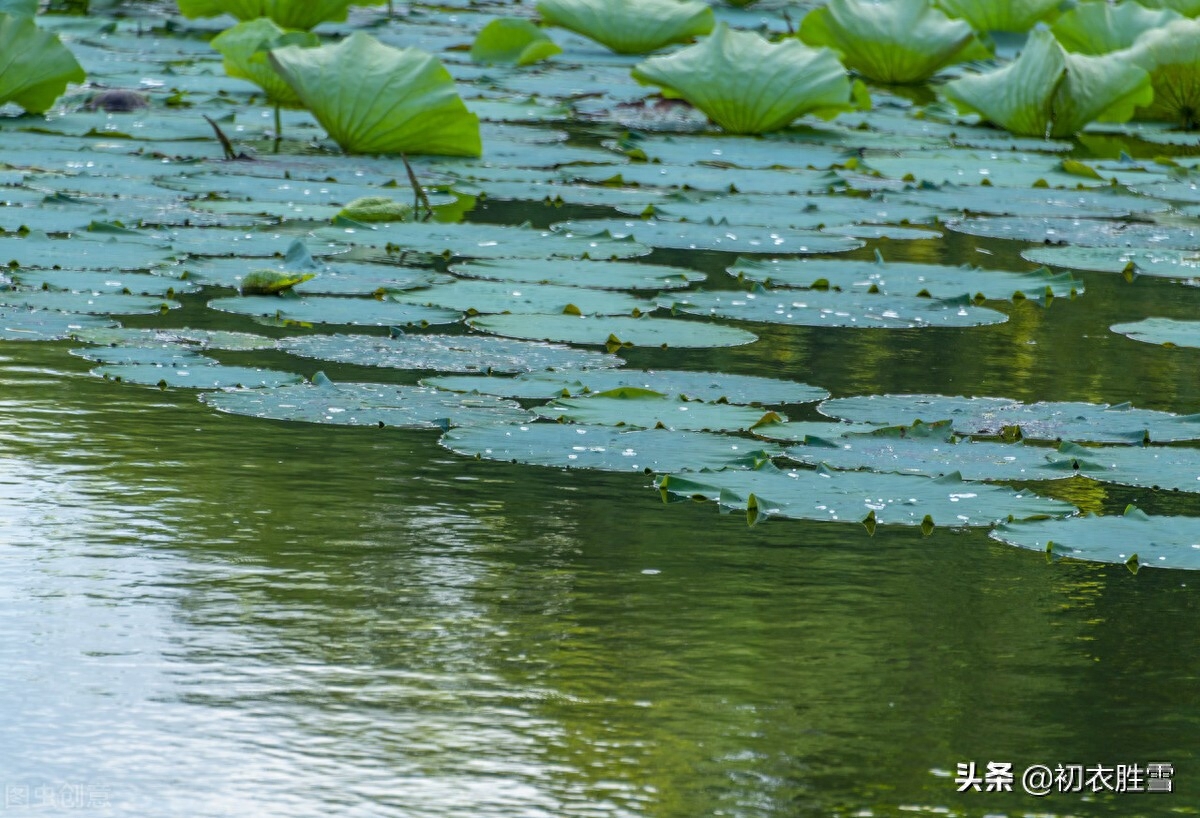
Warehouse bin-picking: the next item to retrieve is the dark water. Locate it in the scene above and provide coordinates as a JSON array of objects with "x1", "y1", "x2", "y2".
[{"x1": 4, "y1": 228, "x2": 1200, "y2": 817}]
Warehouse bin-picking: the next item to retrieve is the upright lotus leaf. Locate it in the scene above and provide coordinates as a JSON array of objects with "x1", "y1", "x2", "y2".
[
  {"x1": 1127, "y1": 19, "x2": 1200, "y2": 129},
  {"x1": 934, "y1": 0, "x2": 1061, "y2": 32},
  {"x1": 1051, "y1": 1, "x2": 1182, "y2": 55},
  {"x1": 0, "y1": 14, "x2": 85, "y2": 114},
  {"x1": 0, "y1": 0, "x2": 36, "y2": 15},
  {"x1": 537, "y1": 0, "x2": 713, "y2": 55},
  {"x1": 1140, "y1": 0, "x2": 1200, "y2": 15},
  {"x1": 942, "y1": 29, "x2": 1153, "y2": 138},
  {"x1": 176, "y1": 0, "x2": 355, "y2": 30},
  {"x1": 210, "y1": 18, "x2": 319, "y2": 106},
  {"x1": 631, "y1": 24, "x2": 863, "y2": 135},
  {"x1": 471, "y1": 18, "x2": 562, "y2": 66},
  {"x1": 269, "y1": 32, "x2": 482, "y2": 157},
  {"x1": 798, "y1": 0, "x2": 991, "y2": 84}
]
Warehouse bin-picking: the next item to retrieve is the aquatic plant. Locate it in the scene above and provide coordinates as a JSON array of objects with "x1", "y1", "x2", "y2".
[
  {"x1": 1127, "y1": 18, "x2": 1200, "y2": 129},
  {"x1": 536, "y1": 0, "x2": 713, "y2": 54},
  {"x1": 934, "y1": 0, "x2": 1061, "y2": 32},
  {"x1": 631, "y1": 24, "x2": 865, "y2": 135},
  {"x1": 210, "y1": 18, "x2": 317, "y2": 106},
  {"x1": 470, "y1": 18, "x2": 561, "y2": 66},
  {"x1": 798, "y1": 0, "x2": 990, "y2": 84},
  {"x1": 1050, "y1": 0, "x2": 1182, "y2": 54},
  {"x1": 176, "y1": 0, "x2": 365, "y2": 30},
  {"x1": 268, "y1": 32, "x2": 481, "y2": 156},
  {"x1": 942, "y1": 28, "x2": 1153, "y2": 138},
  {"x1": 0, "y1": 13, "x2": 85, "y2": 114}
]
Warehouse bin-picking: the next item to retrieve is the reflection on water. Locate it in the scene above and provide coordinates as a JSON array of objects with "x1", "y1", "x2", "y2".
[{"x1": 3, "y1": 295, "x2": 1200, "y2": 818}]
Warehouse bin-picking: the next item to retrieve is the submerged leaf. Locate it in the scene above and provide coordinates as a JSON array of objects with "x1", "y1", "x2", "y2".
[
  {"x1": 631, "y1": 24, "x2": 861, "y2": 135},
  {"x1": 0, "y1": 14, "x2": 85, "y2": 114},
  {"x1": 471, "y1": 18, "x2": 562, "y2": 66},
  {"x1": 942, "y1": 29, "x2": 1153, "y2": 138},
  {"x1": 799, "y1": 0, "x2": 990, "y2": 84},
  {"x1": 537, "y1": 0, "x2": 713, "y2": 55},
  {"x1": 269, "y1": 32, "x2": 481, "y2": 156}
]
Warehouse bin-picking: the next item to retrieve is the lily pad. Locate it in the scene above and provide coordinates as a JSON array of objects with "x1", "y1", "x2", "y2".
[
  {"x1": 389, "y1": 279, "x2": 650, "y2": 316},
  {"x1": 656, "y1": 462, "x2": 1075, "y2": 528},
  {"x1": 0, "y1": 307, "x2": 113, "y2": 341},
  {"x1": 208, "y1": 295, "x2": 461, "y2": 328},
  {"x1": 94, "y1": 361, "x2": 303, "y2": 390},
  {"x1": 468, "y1": 313, "x2": 758, "y2": 349},
  {"x1": 0, "y1": 289, "x2": 178, "y2": 315},
  {"x1": 202, "y1": 376, "x2": 529, "y2": 429},
  {"x1": 448, "y1": 258, "x2": 704, "y2": 290},
  {"x1": 551, "y1": 218, "x2": 864, "y2": 254},
  {"x1": 662, "y1": 289, "x2": 1008, "y2": 329},
  {"x1": 280, "y1": 332, "x2": 623, "y2": 373},
  {"x1": 1044, "y1": 441, "x2": 1200, "y2": 495},
  {"x1": 1022, "y1": 246, "x2": 1200, "y2": 279},
  {"x1": 11, "y1": 269, "x2": 197, "y2": 297},
  {"x1": 537, "y1": 388, "x2": 784, "y2": 432},
  {"x1": 317, "y1": 221, "x2": 650, "y2": 260},
  {"x1": 785, "y1": 434, "x2": 1056, "y2": 481},
  {"x1": 1111, "y1": 318, "x2": 1200, "y2": 349},
  {"x1": 949, "y1": 217, "x2": 1200, "y2": 250},
  {"x1": 70, "y1": 326, "x2": 276, "y2": 351},
  {"x1": 991, "y1": 507, "x2": 1200, "y2": 571},
  {"x1": 441, "y1": 422, "x2": 776, "y2": 472}
]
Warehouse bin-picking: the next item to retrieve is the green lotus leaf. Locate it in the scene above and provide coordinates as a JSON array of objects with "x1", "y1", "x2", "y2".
[
  {"x1": 656, "y1": 462, "x2": 1074, "y2": 528},
  {"x1": 176, "y1": 0, "x2": 355, "y2": 30},
  {"x1": 785, "y1": 434, "x2": 1057, "y2": 482},
  {"x1": 992, "y1": 507, "x2": 1200, "y2": 571},
  {"x1": 390, "y1": 279, "x2": 651, "y2": 316},
  {"x1": 209, "y1": 295, "x2": 461, "y2": 328},
  {"x1": 269, "y1": 32, "x2": 481, "y2": 157},
  {"x1": 95, "y1": 361, "x2": 303, "y2": 390},
  {"x1": 951, "y1": 217, "x2": 1200, "y2": 250},
  {"x1": 1022, "y1": 246, "x2": 1200, "y2": 279},
  {"x1": 468, "y1": 313, "x2": 758, "y2": 349},
  {"x1": 1128, "y1": 19, "x2": 1200, "y2": 129},
  {"x1": 1140, "y1": 0, "x2": 1200, "y2": 16},
  {"x1": 1111, "y1": 317, "x2": 1200, "y2": 348},
  {"x1": 1051, "y1": 1, "x2": 1182, "y2": 55},
  {"x1": 238, "y1": 269, "x2": 315, "y2": 295},
  {"x1": 0, "y1": 289, "x2": 178, "y2": 316},
  {"x1": 537, "y1": 389, "x2": 784, "y2": 432},
  {"x1": 631, "y1": 24, "x2": 863, "y2": 134},
  {"x1": 0, "y1": 307, "x2": 113, "y2": 341},
  {"x1": 0, "y1": 14, "x2": 85, "y2": 114},
  {"x1": 210, "y1": 18, "x2": 318, "y2": 106},
  {"x1": 942, "y1": 29, "x2": 1153, "y2": 138},
  {"x1": 934, "y1": 0, "x2": 1061, "y2": 32},
  {"x1": 798, "y1": 0, "x2": 991, "y2": 84},
  {"x1": 448, "y1": 258, "x2": 705, "y2": 291},
  {"x1": 335, "y1": 196, "x2": 413, "y2": 224},
  {"x1": 471, "y1": 18, "x2": 562, "y2": 66},
  {"x1": 536, "y1": 0, "x2": 713, "y2": 55},
  {"x1": 0, "y1": 0, "x2": 36, "y2": 16},
  {"x1": 70, "y1": 327, "x2": 276, "y2": 352}
]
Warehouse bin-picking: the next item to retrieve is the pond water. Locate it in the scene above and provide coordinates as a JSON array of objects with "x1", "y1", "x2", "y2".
[{"x1": 3, "y1": 3, "x2": 1200, "y2": 818}]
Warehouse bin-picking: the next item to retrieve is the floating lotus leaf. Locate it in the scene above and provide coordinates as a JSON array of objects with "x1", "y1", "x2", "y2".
[
  {"x1": 992, "y1": 507, "x2": 1200, "y2": 571},
  {"x1": 0, "y1": 289, "x2": 178, "y2": 316},
  {"x1": 892, "y1": 182, "x2": 1168, "y2": 219},
  {"x1": 202, "y1": 375, "x2": 529, "y2": 429},
  {"x1": 860, "y1": 149, "x2": 1102, "y2": 189},
  {"x1": 942, "y1": 29, "x2": 1153, "y2": 138},
  {"x1": 72, "y1": 346, "x2": 210, "y2": 366},
  {"x1": 1127, "y1": 19, "x2": 1200, "y2": 129},
  {"x1": 335, "y1": 197, "x2": 412, "y2": 224},
  {"x1": 209, "y1": 295, "x2": 461, "y2": 328},
  {"x1": 70, "y1": 326, "x2": 276, "y2": 351},
  {"x1": 280, "y1": 332, "x2": 622, "y2": 373},
  {"x1": 551, "y1": 219, "x2": 863, "y2": 254},
  {"x1": 536, "y1": 0, "x2": 713, "y2": 54},
  {"x1": 317, "y1": 221, "x2": 650, "y2": 260},
  {"x1": 600, "y1": 132, "x2": 847, "y2": 170},
  {"x1": 0, "y1": 14, "x2": 85, "y2": 114},
  {"x1": 1111, "y1": 317, "x2": 1200, "y2": 348},
  {"x1": 656, "y1": 462, "x2": 1075, "y2": 528},
  {"x1": 663, "y1": 288, "x2": 1007, "y2": 329},
  {"x1": 1043, "y1": 441, "x2": 1200, "y2": 494},
  {"x1": 568, "y1": 163, "x2": 840, "y2": 196},
  {"x1": 1051, "y1": 1, "x2": 1181, "y2": 55},
  {"x1": 268, "y1": 32, "x2": 481, "y2": 157},
  {"x1": 1022, "y1": 246, "x2": 1200, "y2": 279},
  {"x1": 471, "y1": 18, "x2": 562, "y2": 66},
  {"x1": 799, "y1": 0, "x2": 990, "y2": 84},
  {"x1": 728, "y1": 255, "x2": 1082, "y2": 301},
  {"x1": 819, "y1": 394, "x2": 1200, "y2": 444},
  {"x1": 0, "y1": 307, "x2": 113, "y2": 341},
  {"x1": 785, "y1": 435, "x2": 1058, "y2": 481},
  {"x1": 441, "y1": 422, "x2": 776, "y2": 472},
  {"x1": 448, "y1": 258, "x2": 704, "y2": 291},
  {"x1": 95, "y1": 361, "x2": 303, "y2": 390},
  {"x1": 390, "y1": 279, "x2": 651, "y2": 316},
  {"x1": 424, "y1": 369, "x2": 827, "y2": 405},
  {"x1": 176, "y1": 0, "x2": 356, "y2": 30},
  {"x1": 752, "y1": 419, "x2": 934, "y2": 442},
  {"x1": 12, "y1": 270, "x2": 197, "y2": 298},
  {"x1": 951, "y1": 216, "x2": 1200, "y2": 249},
  {"x1": 537, "y1": 388, "x2": 784, "y2": 432},
  {"x1": 210, "y1": 18, "x2": 318, "y2": 105},
  {"x1": 631, "y1": 24, "x2": 862, "y2": 135},
  {"x1": 468, "y1": 313, "x2": 758, "y2": 349},
  {"x1": 934, "y1": 0, "x2": 1061, "y2": 32},
  {"x1": 641, "y1": 191, "x2": 941, "y2": 231}
]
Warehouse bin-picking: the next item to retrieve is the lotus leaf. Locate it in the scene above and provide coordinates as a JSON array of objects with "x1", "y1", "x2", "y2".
[
  {"x1": 335, "y1": 197, "x2": 412, "y2": 224},
  {"x1": 175, "y1": 0, "x2": 356, "y2": 30},
  {"x1": 12, "y1": 270, "x2": 197, "y2": 298},
  {"x1": 1051, "y1": 1, "x2": 1182, "y2": 55},
  {"x1": 0, "y1": 14, "x2": 85, "y2": 114},
  {"x1": 1111, "y1": 317, "x2": 1200, "y2": 348},
  {"x1": 0, "y1": 307, "x2": 113, "y2": 341},
  {"x1": 891, "y1": 182, "x2": 1167, "y2": 219},
  {"x1": 551, "y1": 219, "x2": 863, "y2": 254},
  {"x1": 210, "y1": 18, "x2": 318, "y2": 106},
  {"x1": 468, "y1": 313, "x2": 758, "y2": 349},
  {"x1": 1140, "y1": 0, "x2": 1200, "y2": 16},
  {"x1": 441, "y1": 423, "x2": 777, "y2": 472},
  {"x1": 202, "y1": 376, "x2": 529, "y2": 429},
  {"x1": 536, "y1": 0, "x2": 713, "y2": 55},
  {"x1": 269, "y1": 32, "x2": 481, "y2": 157},
  {"x1": 992, "y1": 507, "x2": 1200, "y2": 571},
  {"x1": 390, "y1": 280, "x2": 651, "y2": 317},
  {"x1": 72, "y1": 346, "x2": 209, "y2": 366},
  {"x1": 656, "y1": 462, "x2": 1075, "y2": 528},
  {"x1": 209, "y1": 295, "x2": 460, "y2": 328},
  {"x1": 280, "y1": 333, "x2": 623, "y2": 373},
  {"x1": 785, "y1": 435, "x2": 1058, "y2": 481},
  {"x1": 1127, "y1": 19, "x2": 1200, "y2": 129},
  {"x1": 641, "y1": 191, "x2": 941, "y2": 231},
  {"x1": 951, "y1": 216, "x2": 1200, "y2": 250},
  {"x1": 0, "y1": 290, "x2": 178, "y2": 316},
  {"x1": 798, "y1": 0, "x2": 990, "y2": 84},
  {"x1": 317, "y1": 221, "x2": 650, "y2": 260},
  {"x1": 537, "y1": 389, "x2": 784, "y2": 432},
  {"x1": 238, "y1": 270, "x2": 315, "y2": 295},
  {"x1": 471, "y1": 18, "x2": 562, "y2": 66},
  {"x1": 0, "y1": 0, "x2": 35, "y2": 15},
  {"x1": 71, "y1": 327, "x2": 276, "y2": 352},
  {"x1": 942, "y1": 29, "x2": 1153, "y2": 138},
  {"x1": 631, "y1": 24, "x2": 863, "y2": 134},
  {"x1": 934, "y1": 0, "x2": 1061, "y2": 32},
  {"x1": 95, "y1": 362, "x2": 303, "y2": 390},
  {"x1": 1022, "y1": 246, "x2": 1200, "y2": 279},
  {"x1": 448, "y1": 258, "x2": 704, "y2": 291},
  {"x1": 1043, "y1": 441, "x2": 1200, "y2": 495}
]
